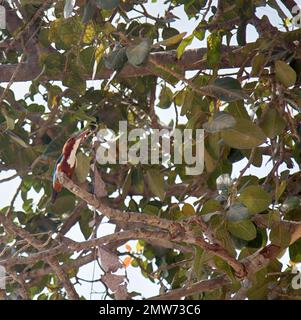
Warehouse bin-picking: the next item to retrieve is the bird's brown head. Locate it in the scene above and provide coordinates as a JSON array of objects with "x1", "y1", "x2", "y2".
[{"x1": 62, "y1": 129, "x2": 91, "y2": 156}]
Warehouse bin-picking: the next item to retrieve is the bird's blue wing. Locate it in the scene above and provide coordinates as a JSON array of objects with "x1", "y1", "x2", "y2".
[{"x1": 52, "y1": 154, "x2": 64, "y2": 184}]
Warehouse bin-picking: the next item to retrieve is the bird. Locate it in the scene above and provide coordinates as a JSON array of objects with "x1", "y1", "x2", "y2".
[{"x1": 51, "y1": 129, "x2": 90, "y2": 203}]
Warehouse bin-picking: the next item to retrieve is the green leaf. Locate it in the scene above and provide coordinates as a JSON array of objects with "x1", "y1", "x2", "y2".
[
  {"x1": 132, "y1": 168, "x2": 144, "y2": 194},
  {"x1": 239, "y1": 185, "x2": 271, "y2": 214},
  {"x1": 146, "y1": 169, "x2": 165, "y2": 202},
  {"x1": 122, "y1": 169, "x2": 132, "y2": 198},
  {"x1": 43, "y1": 53, "x2": 65, "y2": 77},
  {"x1": 79, "y1": 208, "x2": 93, "y2": 240},
  {"x1": 227, "y1": 101, "x2": 250, "y2": 120},
  {"x1": 251, "y1": 53, "x2": 266, "y2": 76},
  {"x1": 259, "y1": 107, "x2": 286, "y2": 138},
  {"x1": 214, "y1": 256, "x2": 236, "y2": 282},
  {"x1": 203, "y1": 77, "x2": 247, "y2": 102},
  {"x1": 237, "y1": 22, "x2": 247, "y2": 46},
  {"x1": 182, "y1": 203, "x2": 195, "y2": 216},
  {"x1": 203, "y1": 112, "x2": 236, "y2": 133},
  {"x1": 52, "y1": 195, "x2": 75, "y2": 214},
  {"x1": 228, "y1": 220, "x2": 257, "y2": 241},
  {"x1": 95, "y1": 0, "x2": 120, "y2": 10},
  {"x1": 7, "y1": 131, "x2": 29, "y2": 148},
  {"x1": 43, "y1": 135, "x2": 65, "y2": 156},
  {"x1": 126, "y1": 39, "x2": 152, "y2": 67},
  {"x1": 289, "y1": 238, "x2": 301, "y2": 263},
  {"x1": 2, "y1": 110, "x2": 15, "y2": 130},
  {"x1": 275, "y1": 60, "x2": 297, "y2": 87},
  {"x1": 62, "y1": 70, "x2": 86, "y2": 94},
  {"x1": 143, "y1": 204, "x2": 160, "y2": 215},
  {"x1": 226, "y1": 204, "x2": 249, "y2": 221},
  {"x1": 75, "y1": 153, "x2": 91, "y2": 183},
  {"x1": 56, "y1": 17, "x2": 83, "y2": 48},
  {"x1": 186, "y1": 111, "x2": 206, "y2": 129},
  {"x1": 193, "y1": 22, "x2": 206, "y2": 41},
  {"x1": 73, "y1": 109, "x2": 96, "y2": 123},
  {"x1": 221, "y1": 118, "x2": 266, "y2": 149},
  {"x1": 152, "y1": 63, "x2": 181, "y2": 85},
  {"x1": 176, "y1": 34, "x2": 193, "y2": 59},
  {"x1": 29, "y1": 216, "x2": 57, "y2": 233},
  {"x1": 128, "y1": 199, "x2": 139, "y2": 212},
  {"x1": 82, "y1": 0, "x2": 96, "y2": 23},
  {"x1": 270, "y1": 223, "x2": 291, "y2": 248},
  {"x1": 180, "y1": 90, "x2": 194, "y2": 116},
  {"x1": 281, "y1": 196, "x2": 300, "y2": 212},
  {"x1": 158, "y1": 86, "x2": 173, "y2": 109},
  {"x1": 200, "y1": 199, "x2": 221, "y2": 215}
]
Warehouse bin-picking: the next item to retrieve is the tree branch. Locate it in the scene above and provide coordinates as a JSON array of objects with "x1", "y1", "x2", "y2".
[
  {"x1": 58, "y1": 173, "x2": 247, "y2": 278},
  {"x1": 0, "y1": 46, "x2": 243, "y2": 82},
  {"x1": 148, "y1": 276, "x2": 230, "y2": 300},
  {"x1": 0, "y1": 214, "x2": 79, "y2": 300}
]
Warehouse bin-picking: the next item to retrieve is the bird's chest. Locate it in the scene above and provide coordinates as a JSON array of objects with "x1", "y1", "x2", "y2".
[
  {"x1": 61, "y1": 139, "x2": 81, "y2": 175},
  {"x1": 66, "y1": 139, "x2": 80, "y2": 167}
]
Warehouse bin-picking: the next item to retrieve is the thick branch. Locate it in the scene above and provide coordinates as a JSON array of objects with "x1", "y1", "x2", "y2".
[
  {"x1": 240, "y1": 214, "x2": 301, "y2": 277},
  {"x1": 0, "y1": 46, "x2": 243, "y2": 82},
  {"x1": 58, "y1": 174, "x2": 247, "y2": 278},
  {"x1": 148, "y1": 277, "x2": 230, "y2": 300}
]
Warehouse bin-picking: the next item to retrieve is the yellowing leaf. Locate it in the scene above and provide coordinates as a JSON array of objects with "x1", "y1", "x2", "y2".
[
  {"x1": 95, "y1": 44, "x2": 105, "y2": 63},
  {"x1": 136, "y1": 241, "x2": 143, "y2": 253},
  {"x1": 160, "y1": 32, "x2": 187, "y2": 47},
  {"x1": 51, "y1": 95, "x2": 59, "y2": 108},
  {"x1": 92, "y1": 44, "x2": 106, "y2": 79},
  {"x1": 207, "y1": 32, "x2": 221, "y2": 67},
  {"x1": 125, "y1": 244, "x2": 132, "y2": 252},
  {"x1": 83, "y1": 22, "x2": 96, "y2": 44}
]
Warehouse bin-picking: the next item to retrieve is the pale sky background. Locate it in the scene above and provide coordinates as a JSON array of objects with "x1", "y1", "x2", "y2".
[{"x1": 1, "y1": 0, "x2": 301, "y2": 299}]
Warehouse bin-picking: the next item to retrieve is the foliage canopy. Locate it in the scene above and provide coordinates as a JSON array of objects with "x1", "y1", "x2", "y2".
[{"x1": 1, "y1": 0, "x2": 301, "y2": 300}]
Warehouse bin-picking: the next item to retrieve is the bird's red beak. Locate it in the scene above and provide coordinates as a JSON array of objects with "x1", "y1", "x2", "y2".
[{"x1": 75, "y1": 129, "x2": 91, "y2": 141}]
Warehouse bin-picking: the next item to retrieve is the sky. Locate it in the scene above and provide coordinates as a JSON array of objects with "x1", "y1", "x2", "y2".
[{"x1": 0, "y1": 0, "x2": 301, "y2": 299}]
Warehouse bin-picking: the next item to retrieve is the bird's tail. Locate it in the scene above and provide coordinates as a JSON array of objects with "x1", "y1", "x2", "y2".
[{"x1": 51, "y1": 190, "x2": 58, "y2": 204}]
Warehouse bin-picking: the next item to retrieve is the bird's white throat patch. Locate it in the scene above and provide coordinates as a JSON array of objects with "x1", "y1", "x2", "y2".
[{"x1": 67, "y1": 139, "x2": 81, "y2": 168}]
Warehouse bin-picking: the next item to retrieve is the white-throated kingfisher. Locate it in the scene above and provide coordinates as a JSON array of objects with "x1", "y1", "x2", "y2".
[{"x1": 51, "y1": 129, "x2": 90, "y2": 203}]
